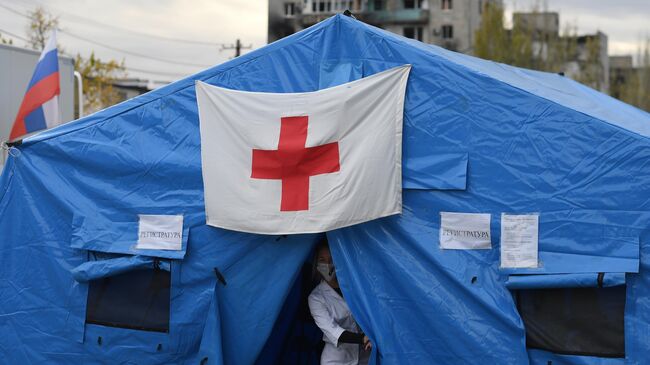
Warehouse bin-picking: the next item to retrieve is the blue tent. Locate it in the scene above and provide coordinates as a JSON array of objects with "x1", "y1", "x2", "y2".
[{"x1": 1, "y1": 14, "x2": 649, "y2": 364}]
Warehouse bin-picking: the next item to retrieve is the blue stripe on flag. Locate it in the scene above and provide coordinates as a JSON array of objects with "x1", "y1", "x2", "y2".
[
  {"x1": 24, "y1": 106, "x2": 47, "y2": 133},
  {"x1": 27, "y1": 49, "x2": 59, "y2": 89}
]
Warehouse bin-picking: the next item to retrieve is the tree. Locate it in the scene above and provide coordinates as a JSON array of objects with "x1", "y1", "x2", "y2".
[
  {"x1": 575, "y1": 36, "x2": 604, "y2": 91},
  {"x1": 26, "y1": 6, "x2": 59, "y2": 50},
  {"x1": 474, "y1": 2, "x2": 577, "y2": 72},
  {"x1": 474, "y1": 2, "x2": 511, "y2": 64},
  {"x1": 635, "y1": 39, "x2": 650, "y2": 111},
  {"x1": 75, "y1": 53, "x2": 127, "y2": 114},
  {"x1": 611, "y1": 39, "x2": 650, "y2": 112}
]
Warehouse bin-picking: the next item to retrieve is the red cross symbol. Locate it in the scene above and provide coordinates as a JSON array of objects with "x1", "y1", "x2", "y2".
[{"x1": 251, "y1": 116, "x2": 340, "y2": 211}]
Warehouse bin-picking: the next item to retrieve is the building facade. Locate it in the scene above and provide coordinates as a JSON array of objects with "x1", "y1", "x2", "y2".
[{"x1": 269, "y1": 0, "x2": 502, "y2": 54}]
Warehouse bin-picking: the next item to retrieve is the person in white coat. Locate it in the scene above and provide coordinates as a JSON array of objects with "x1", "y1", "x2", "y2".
[{"x1": 308, "y1": 239, "x2": 372, "y2": 365}]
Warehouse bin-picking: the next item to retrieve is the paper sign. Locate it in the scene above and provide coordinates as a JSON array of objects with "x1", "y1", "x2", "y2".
[
  {"x1": 136, "y1": 215, "x2": 183, "y2": 251},
  {"x1": 439, "y1": 212, "x2": 492, "y2": 249},
  {"x1": 500, "y1": 213, "x2": 539, "y2": 268}
]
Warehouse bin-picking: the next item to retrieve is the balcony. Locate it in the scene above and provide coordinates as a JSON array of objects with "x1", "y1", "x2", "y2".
[
  {"x1": 358, "y1": 9, "x2": 429, "y2": 25},
  {"x1": 300, "y1": 8, "x2": 429, "y2": 27}
]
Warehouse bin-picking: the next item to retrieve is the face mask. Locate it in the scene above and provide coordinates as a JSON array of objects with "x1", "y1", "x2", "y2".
[{"x1": 317, "y1": 263, "x2": 336, "y2": 282}]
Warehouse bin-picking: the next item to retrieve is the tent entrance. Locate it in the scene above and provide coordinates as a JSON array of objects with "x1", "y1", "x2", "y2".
[{"x1": 254, "y1": 258, "x2": 324, "y2": 365}]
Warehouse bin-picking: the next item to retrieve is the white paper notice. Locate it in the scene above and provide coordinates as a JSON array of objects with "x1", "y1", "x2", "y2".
[
  {"x1": 136, "y1": 215, "x2": 183, "y2": 251},
  {"x1": 500, "y1": 213, "x2": 539, "y2": 268},
  {"x1": 439, "y1": 212, "x2": 492, "y2": 249}
]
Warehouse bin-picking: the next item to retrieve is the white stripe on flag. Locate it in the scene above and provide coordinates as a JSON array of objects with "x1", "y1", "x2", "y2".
[
  {"x1": 42, "y1": 95, "x2": 61, "y2": 128},
  {"x1": 39, "y1": 29, "x2": 57, "y2": 60}
]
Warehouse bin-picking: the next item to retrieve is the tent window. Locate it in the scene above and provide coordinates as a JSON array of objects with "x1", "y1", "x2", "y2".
[
  {"x1": 516, "y1": 286, "x2": 626, "y2": 358},
  {"x1": 86, "y1": 263, "x2": 171, "y2": 333}
]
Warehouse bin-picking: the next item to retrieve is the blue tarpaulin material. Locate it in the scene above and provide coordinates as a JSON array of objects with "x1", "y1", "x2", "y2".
[
  {"x1": 505, "y1": 273, "x2": 627, "y2": 290},
  {"x1": 1, "y1": 14, "x2": 650, "y2": 364},
  {"x1": 71, "y1": 254, "x2": 160, "y2": 282}
]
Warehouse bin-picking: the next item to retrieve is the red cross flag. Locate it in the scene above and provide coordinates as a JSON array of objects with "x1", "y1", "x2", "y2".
[{"x1": 196, "y1": 65, "x2": 411, "y2": 234}]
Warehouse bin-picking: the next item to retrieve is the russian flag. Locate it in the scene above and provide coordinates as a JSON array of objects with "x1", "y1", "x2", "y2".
[{"x1": 9, "y1": 30, "x2": 61, "y2": 141}]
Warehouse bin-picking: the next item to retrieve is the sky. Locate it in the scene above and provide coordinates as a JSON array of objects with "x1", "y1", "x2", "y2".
[{"x1": 0, "y1": 0, "x2": 648, "y2": 83}]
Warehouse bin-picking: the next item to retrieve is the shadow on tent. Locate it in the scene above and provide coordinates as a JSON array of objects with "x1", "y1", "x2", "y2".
[{"x1": 254, "y1": 233, "x2": 327, "y2": 365}]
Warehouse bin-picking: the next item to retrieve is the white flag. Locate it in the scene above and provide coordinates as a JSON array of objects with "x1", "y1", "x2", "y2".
[{"x1": 196, "y1": 65, "x2": 411, "y2": 234}]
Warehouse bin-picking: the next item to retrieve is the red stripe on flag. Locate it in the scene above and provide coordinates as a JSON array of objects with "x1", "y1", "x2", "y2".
[{"x1": 9, "y1": 72, "x2": 60, "y2": 140}]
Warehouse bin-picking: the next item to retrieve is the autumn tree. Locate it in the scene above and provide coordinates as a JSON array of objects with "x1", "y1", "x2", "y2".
[
  {"x1": 474, "y1": 2, "x2": 578, "y2": 72},
  {"x1": 610, "y1": 39, "x2": 650, "y2": 112},
  {"x1": 574, "y1": 36, "x2": 605, "y2": 91},
  {"x1": 633, "y1": 39, "x2": 650, "y2": 111},
  {"x1": 75, "y1": 53, "x2": 126, "y2": 114},
  {"x1": 473, "y1": 2, "x2": 511, "y2": 64},
  {"x1": 26, "y1": 6, "x2": 59, "y2": 50}
]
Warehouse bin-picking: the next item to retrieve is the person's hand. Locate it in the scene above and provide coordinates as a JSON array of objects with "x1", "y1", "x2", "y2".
[{"x1": 362, "y1": 335, "x2": 372, "y2": 351}]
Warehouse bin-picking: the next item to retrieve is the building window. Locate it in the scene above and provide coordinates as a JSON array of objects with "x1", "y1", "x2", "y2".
[
  {"x1": 516, "y1": 286, "x2": 626, "y2": 358},
  {"x1": 86, "y1": 260, "x2": 171, "y2": 333},
  {"x1": 374, "y1": 0, "x2": 384, "y2": 11},
  {"x1": 441, "y1": 25, "x2": 453, "y2": 39},
  {"x1": 404, "y1": 0, "x2": 423, "y2": 9},
  {"x1": 284, "y1": 2, "x2": 296, "y2": 16},
  {"x1": 441, "y1": 0, "x2": 452, "y2": 10},
  {"x1": 403, "y1": 27, "x2": 423, "y2": 41}
]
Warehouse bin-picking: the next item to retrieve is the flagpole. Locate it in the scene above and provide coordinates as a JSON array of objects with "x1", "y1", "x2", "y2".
[{"x1": 74, "y1": 71, "x2": 83, "y2": 118}]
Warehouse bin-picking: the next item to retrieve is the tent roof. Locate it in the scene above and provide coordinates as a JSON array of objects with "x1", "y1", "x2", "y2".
[{"x1": 20, "y1": 14, "x2": 650, "y2": 148}]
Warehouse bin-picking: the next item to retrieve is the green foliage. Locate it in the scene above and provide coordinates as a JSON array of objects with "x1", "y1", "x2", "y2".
[
  {"x1": 611, "y1": 39, "x2": 650, "y2": 111},
  {"x1": 474, "y1": 2, "x2": 511, "y2": 64},
  {"x1": 575, "y1": 36, "x2": 605, "y2": 91},
  {"x1": 474, "y1": 3, "x2": 577, "y2": 72},
  {"x1": 75, "y1": 53, "x2": 127, "y2": 114},
  {"x1": 472, "y1": 2, "x2": 650, "y2": 111}
]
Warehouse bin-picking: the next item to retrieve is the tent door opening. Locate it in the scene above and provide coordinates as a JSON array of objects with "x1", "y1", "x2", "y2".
[{"x1": 254, "y1": 254, "x2": 324, "y2": 365}]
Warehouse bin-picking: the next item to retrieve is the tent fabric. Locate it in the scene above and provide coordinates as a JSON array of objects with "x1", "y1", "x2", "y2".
[
  {"x1": 70, "y1": 212, "x2": 191, "y2": 259},
  {"x1": 505, "y1": 273, "x2": 627, "y2": 290},
  {"x1": 71, "y1": 254, "x2": 160, "y2": 282},
  {"x1": 1, "y1": 14, "x2": 650, "y2": 364}
]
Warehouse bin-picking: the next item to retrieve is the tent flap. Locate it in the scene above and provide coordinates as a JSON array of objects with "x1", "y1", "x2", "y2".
[
  {"x1": 71, "y1": 254, "x2": 160, "y2": 282},
  {"x1": 502, "y1": 210, "x2": 641, "y2": 275},
  {"x1": 70, "y1": 214, "x2": 189, "y2": 259},
  {"x1": 506, "y1": 272, "x2": 626, "y2": 290},
  {"x1": 402, "y1": 152, "x2": 468, "y2": 190}
]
